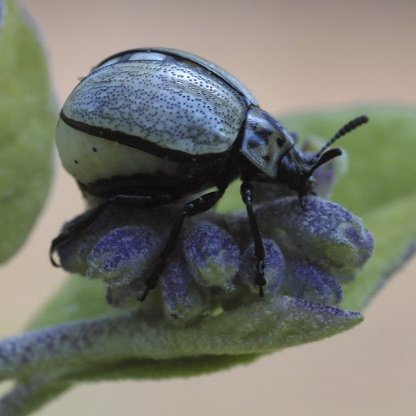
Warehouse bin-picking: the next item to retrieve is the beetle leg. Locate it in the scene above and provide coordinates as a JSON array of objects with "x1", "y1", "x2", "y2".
[
  {"x1": 240, "y1": 181, "x2": 266, "y2": 297},
  {"x1": 49, "y1": 204, "x2": 103, "y2": 267},
  {"x1": 138, "y1": 188, "x2": 226, "y2": 301},
  {"x1": 49, "y1": 195, "x2": 167, "y2": 267}
]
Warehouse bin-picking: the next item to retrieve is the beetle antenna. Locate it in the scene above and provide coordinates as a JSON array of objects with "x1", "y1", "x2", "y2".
[
  {"x1": 313, "y1": 115, "x2": 369, "y2": 162},
  {"x1": 307, "y1": 115, "x2": 369, "y2": 177}
]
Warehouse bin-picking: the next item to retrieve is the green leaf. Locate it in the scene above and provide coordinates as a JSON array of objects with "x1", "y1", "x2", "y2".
[
  {"x1": 0, "y1": 0, "x2": 56, "y2": 263},
  {"x1": 343, "y1": 192, "x2": 415, "y2": 310}
]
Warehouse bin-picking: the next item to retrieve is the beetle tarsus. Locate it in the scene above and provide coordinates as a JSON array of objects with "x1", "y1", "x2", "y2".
[
  {"x1": 49, "y1": 235, "x2": 68, "y2": 267},
  {"x1": 49, "y1": 251, "x2": 61, "y2": 268},
  {"x1": 137, "y1": 287, "x2": 150, "y2": 302},
  {"x1": 138, "y1": 262, "x2": 166, "y2": 301},
  {"x1": 255, "y1": 259, "x2": 266, "y2": 297},
  {"x1": 299, "y1": 196, "x2": 307, "y2": 211}
]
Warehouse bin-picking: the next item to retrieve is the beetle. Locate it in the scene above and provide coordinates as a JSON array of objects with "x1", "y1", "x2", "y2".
[{"x1": 51, "y1": 47, "x2": 368, "y2": 300}]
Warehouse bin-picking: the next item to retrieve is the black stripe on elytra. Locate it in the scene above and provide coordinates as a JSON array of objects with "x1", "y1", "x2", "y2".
[{"x1": 60, "y1": 111, "x2": 234, "y2": 163}]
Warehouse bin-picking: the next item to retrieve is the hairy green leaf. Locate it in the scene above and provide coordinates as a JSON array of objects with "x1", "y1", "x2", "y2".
[{"x1": 0, "y1": 0, "x2": 56, "y2": 263}]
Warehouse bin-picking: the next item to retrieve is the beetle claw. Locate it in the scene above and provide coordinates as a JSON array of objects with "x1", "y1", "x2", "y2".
[
  {"x1": 137, "y1": 287, "x2": 150, "y2": 302},
  {"x1": 298, "y1": 196, "x2": 307, "y2": 211},
  {"x1": 49, "y1": 236, "x2": 66, "y2": 267}
]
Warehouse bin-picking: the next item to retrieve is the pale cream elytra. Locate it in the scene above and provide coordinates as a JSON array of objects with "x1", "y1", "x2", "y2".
[{"x1": 61, "y1": 59, "x2": 247, "y2": 157}]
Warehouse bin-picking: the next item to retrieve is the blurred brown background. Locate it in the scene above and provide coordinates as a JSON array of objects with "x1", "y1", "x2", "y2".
[{"x1": 1, "y1": 0, "x2": 415, "y2": 415}]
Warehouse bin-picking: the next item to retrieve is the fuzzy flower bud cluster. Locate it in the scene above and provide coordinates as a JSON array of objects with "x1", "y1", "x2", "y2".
[{"x1": 57, "y1": 151, "x2": 373, "y2": 324}]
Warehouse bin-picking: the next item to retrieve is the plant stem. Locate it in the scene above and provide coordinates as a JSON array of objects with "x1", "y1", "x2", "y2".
[
  {"x1": 0, "y1": 298, "x2": 361, "y2": 383},
  {"x1": 0, "y1": 376, "x2": 71, "y2": 416}
]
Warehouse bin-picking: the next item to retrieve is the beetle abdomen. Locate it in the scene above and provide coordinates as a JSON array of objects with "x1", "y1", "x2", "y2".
[{"x1": 61, "y1": 60, "x2": 247, "y2": 156}]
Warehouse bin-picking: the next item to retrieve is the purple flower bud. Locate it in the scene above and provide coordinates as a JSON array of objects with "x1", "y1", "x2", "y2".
[
  {"x1": 283, "y1": 256, "x2": 343, "y2": 305},
  {"x1": 161, "y1": 258, "x2": 208, "y2": 322},
  {"x1": 258, "y1": 197, "x2": 374, "y2": 272},
  {"x1": 56, "y1": 204, "x2": 174, "y2": 276},
  {"x1": 183, "y1": 221, "x2": 240, "y2": 291},
  {"x1": 239, "y1": 239, "x2": 285, "y2": 296},
  {"x1": 87, "y1": 226, "x2": 162, "y2": 287}
]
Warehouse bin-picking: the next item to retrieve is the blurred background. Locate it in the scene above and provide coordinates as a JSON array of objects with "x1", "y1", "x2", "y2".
[{"x1": 1, "y1": 0, "x2": 415, "y2": 414}]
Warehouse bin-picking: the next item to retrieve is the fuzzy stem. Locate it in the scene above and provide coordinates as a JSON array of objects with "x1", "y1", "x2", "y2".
[
  {"x1": 0, "y1": 377, "x2": 71, "y2": 416},
  {"x1": 0, "y1": 298, "x2": 361, "y2": 383}
]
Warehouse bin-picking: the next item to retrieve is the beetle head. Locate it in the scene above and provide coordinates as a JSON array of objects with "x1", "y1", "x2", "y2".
[
  {"x1": 278, "y1": 115, "x2": 369, "y2": 201},
  {"x1": 241, "y1": 110, "x2": 369, "y2": 201}
]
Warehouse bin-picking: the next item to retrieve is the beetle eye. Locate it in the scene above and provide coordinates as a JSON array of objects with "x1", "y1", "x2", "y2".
[{"x1": 276, "y1": 135, "x2": 285, "y2": 147}]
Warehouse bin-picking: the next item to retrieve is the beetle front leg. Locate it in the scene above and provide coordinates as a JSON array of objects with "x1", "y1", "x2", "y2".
[
  {"x1": 139, "y1": 188, "x2": 226, "y2": 301},
  {"x1": 50, "y1": 203, "x2": 108, "y2": 267},
  {"x1": 240, "y1": 181, "x2": 266, "y2": 297}
]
